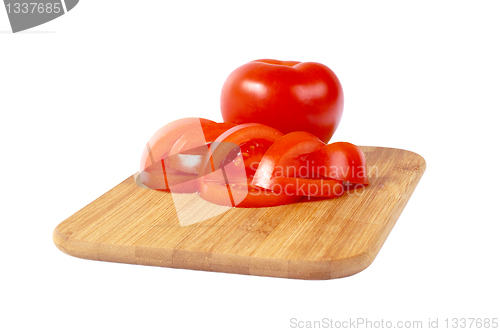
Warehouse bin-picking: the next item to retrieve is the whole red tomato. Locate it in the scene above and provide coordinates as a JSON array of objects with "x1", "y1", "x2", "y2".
[{"x1": 220, "y1": 59, "x2": 344, "y2": 143}]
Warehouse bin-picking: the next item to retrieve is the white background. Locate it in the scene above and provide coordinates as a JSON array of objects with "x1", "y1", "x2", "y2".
[{"x1": 1, "y1": 1, "x2": 499, "y2": 331}]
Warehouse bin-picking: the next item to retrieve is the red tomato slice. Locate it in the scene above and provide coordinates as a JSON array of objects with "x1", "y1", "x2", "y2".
[
  {"x1": 252, "y1": 131, "x2": 325, "y2": 190},
  {"x1": 139, "y1": 159, "x2": 199, "y2": 193},
  {"x1": 169, "y1": 122, "x2": 237, "y2": 156},
  {"x1": 196, "y1": 123, "x2": 297, "y2": 207},
  {"x1": 198, "y1": 123, "x2": 284, "y2": 180},
  {"x1": 199, "y1": 176, "x2": 301, "y2": 208},
  {"x1": 251, "y1": 132, "x2": 350, "y2": 197},
  {"x1": 167, "y1": 122, "x2": 237, "y2": 174},
  {"x1": 166, "y1": 145, "x2": 207, "y2": 175},
  {"x1": 305, "y1": 142, "x2": 369, "y2": 185},
  {"x1": 139, "y1": 117, "x2": 215, "y2": 173},
  {"x1": 213, "y1": 123, "x2": 283, "y2": 149}
]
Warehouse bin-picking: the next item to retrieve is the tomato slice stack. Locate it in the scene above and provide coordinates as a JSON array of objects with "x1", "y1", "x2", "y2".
[
  {"x1": 252, "y1": 131, "x2": 342, "y2": 197},
  {"x1": 139, "y1": 118, "x2": 235, "y2": 193},
  {"x1": 139, "y1": 117, "x2": 368, "y2": 207},
  {"x1": 197, "y1": 123, "x2": 303, "y2": 207}
]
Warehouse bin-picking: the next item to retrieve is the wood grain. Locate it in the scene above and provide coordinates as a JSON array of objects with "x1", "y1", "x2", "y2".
[{"x1": 53, "y1": 146, "x2": 425, "y2": 279}]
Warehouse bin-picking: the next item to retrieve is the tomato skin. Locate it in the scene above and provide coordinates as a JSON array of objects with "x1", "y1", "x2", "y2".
[
  {"x1": 168, "y1": 122, "x2": 237, "y2": 174},
  {"x1": 197, "y1": 123, "x2": 296, "y2": 207},
  {"x1": 198, "y1": 178, "x2": 302, "y2": 208},
  {"x1": 220, "y1": 59, "x2": 344, "y2": 143},
  {"x1": 251, "y1": 131, "x2": 346, "y2": 197},
  {"x1": 198, "y1": 123, "x2": 283, "y2": 179},
  {"x1": 211, "y1": 123, "x2": 283, "y2": 147},
  {"x1": 305, "y1": 142, "x2": 369, "y2": 185},
  {"x1": 166, "y1": 146, "x2": 207, "y2": 175},
  {"x1": 252, "y1": 131, "x2": 325, "y2": 188},
  {"x1": 140, "y1": 117, "x2": 215, "y2": 172},
  {"x1": 139, "y1": 160, "x2": 200, "y2": 193},
  {"x1": 169, "y1": 122, "x2": 236, "y2": 156},
  {"x1": 139, "y1": 117, "x2": 220, "y2": 192}
]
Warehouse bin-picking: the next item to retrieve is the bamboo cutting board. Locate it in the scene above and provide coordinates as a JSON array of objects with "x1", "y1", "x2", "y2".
[{"x1": 53, "y1": 146, "x2": 425, "y2": 280}]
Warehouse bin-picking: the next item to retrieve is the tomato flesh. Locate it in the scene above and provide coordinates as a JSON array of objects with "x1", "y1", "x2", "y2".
[
  {"x1": 305, "y1": 142, "x2": 369, "y2": 185},
  {"x1": 197, "y1": 123, "x2": 296, "y2": 207},
  {"x1": 140, "y1": 117, "x2": 215, "y2": 172},
  {"x1": 166, "y1": 122, "x2": 237, "y2": 175},
  {"x1": 225, "y1": 138, "x2": 274, "y2": 178},
  {"x1": 166, "y1": 145, "x2": 207, "y2": 175},
  {"x1": 252, "y1": 131, "x2": 341, "y2": 196},
  {"x1": 169, "y1": 122, "x2": 236, "y2": 156},
  {"x1": 140, "y1": 160, "x2": 199, "y2": 193},
  {"x1": 199, "y1": 123, "x2": 283, "y2": 178},
  {"x1": 253, "y1": 131, "x2": 325, "y2": 186}
]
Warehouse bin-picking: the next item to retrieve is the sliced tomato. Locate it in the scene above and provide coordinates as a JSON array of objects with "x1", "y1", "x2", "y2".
[
  {"x1": 198, "y1": 123, "x2": 284, "y2": 179},
  {"x1": 165, "y1": 145, "x2": 206, "y2": 175},
  {"x1": 196, "y1": 124, "x2": 301, "y2": 207},
  {"x1": 199, "y1": 175, "x2": 301, "y2": 208},
  {"x1": 169, "y1": 122, "x2": 237, "y2": 156},
  {"x1": 213, "y1": 123, "x2": 283, "y2": 145},
  {"x1": 305, "y1": 142, "x2": 369, "y2": 185},
  {"x1": 139, "y1": 117, "x2": 215, "y2": 173},
  {"x1": 252, "y1": 131, "x2": 325, "y2": 187},
  {"x1": 251, "y1": 132, "x2": 353, "y2": 197},
  {"x1": 251, "y1": 131, "x2": 328, "y2": 197},
  {"x1": 166, "y1": 122, "x2": 237, "y2": 175},
  {"x1": 139, "y1": 159, "x2": 199, "y2": 193}
]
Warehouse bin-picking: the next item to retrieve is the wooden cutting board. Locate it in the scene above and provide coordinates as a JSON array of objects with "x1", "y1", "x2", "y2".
[{"x1": 53, "y1": 146, "x2": 425, "y2": 280}]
